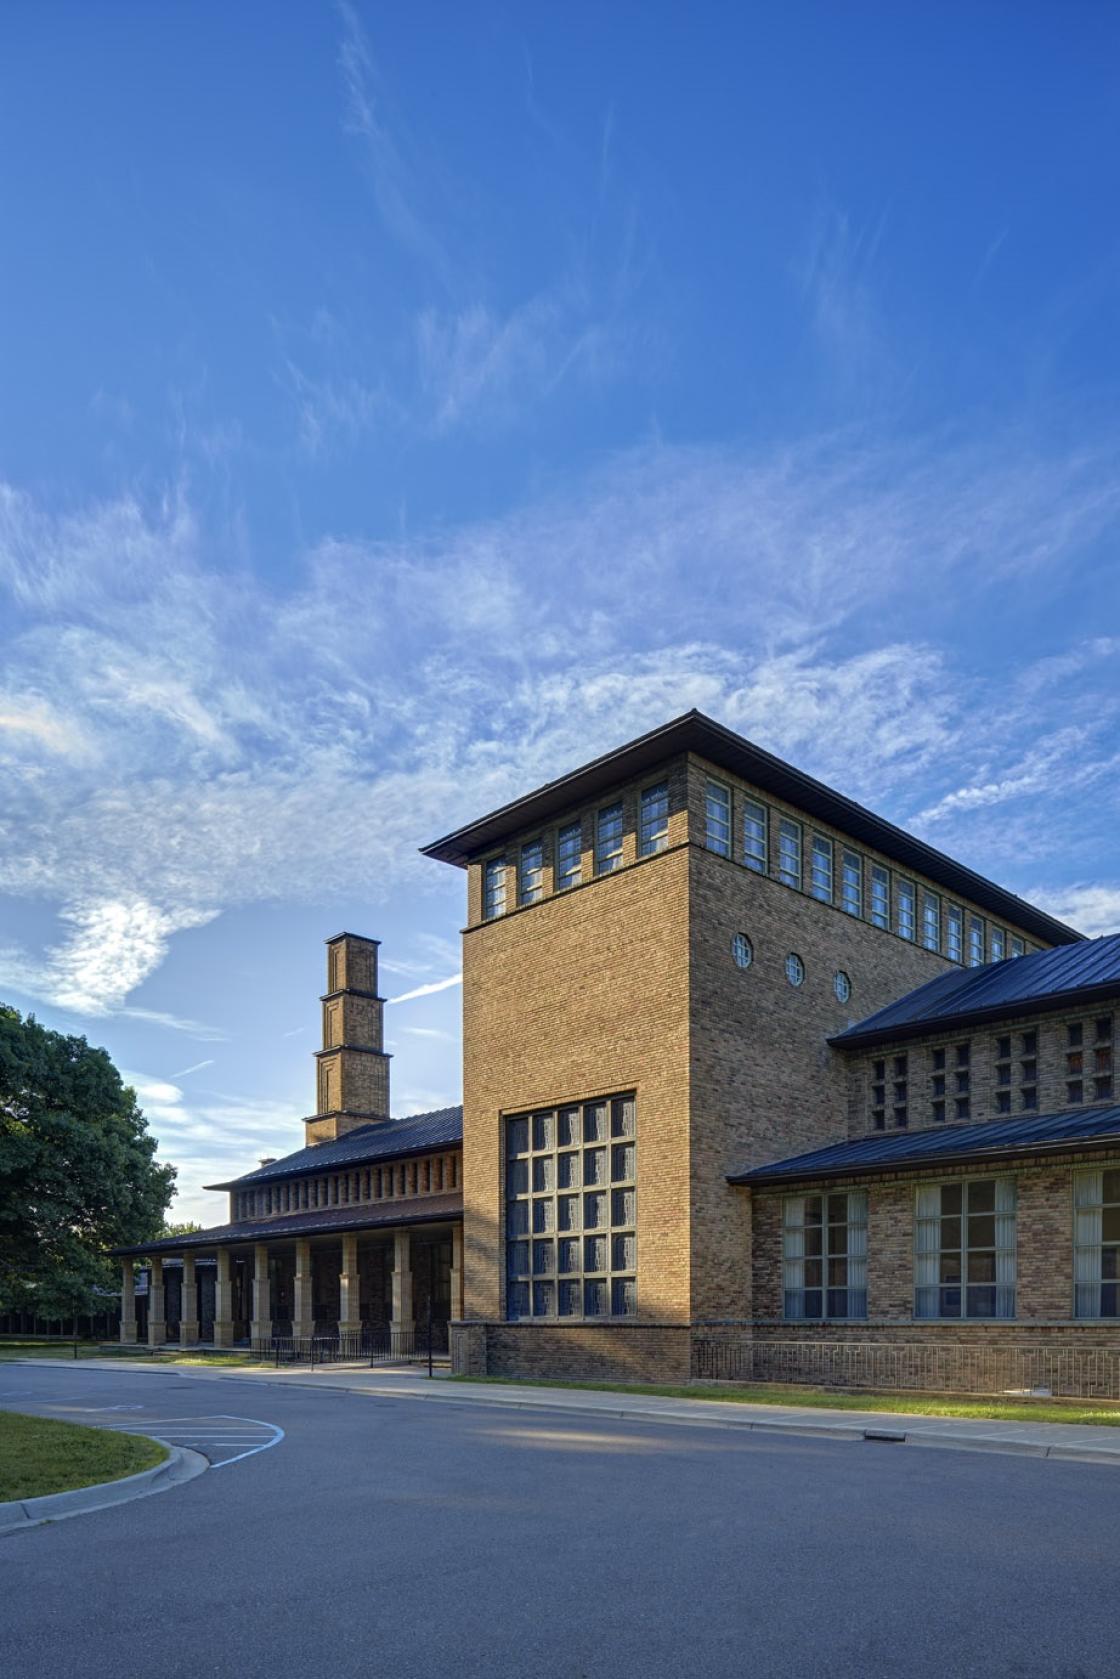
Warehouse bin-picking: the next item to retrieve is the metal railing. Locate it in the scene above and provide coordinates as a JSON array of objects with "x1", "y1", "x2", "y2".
[
  {"x1": 250, "y1": 1321, "x2": 449, "y2": 1368},
  {"x1": 690, "y1": 1335, "x2": 1120, "y2": 1400}
]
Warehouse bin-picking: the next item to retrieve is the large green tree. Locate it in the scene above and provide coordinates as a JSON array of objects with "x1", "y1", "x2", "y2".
[{"x1": 0, "y1": 1005, "x2": 175, "y2": 1318}]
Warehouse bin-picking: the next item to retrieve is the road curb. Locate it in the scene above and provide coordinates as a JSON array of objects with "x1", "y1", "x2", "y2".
[{"x1": 0, "y1": 1442, "x2": 209, "y2": 1537}]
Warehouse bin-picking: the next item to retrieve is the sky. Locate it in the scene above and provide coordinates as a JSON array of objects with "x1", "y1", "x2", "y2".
[{"x1": 2, "y1": 2, "x2": 1119, "y2": 1224}]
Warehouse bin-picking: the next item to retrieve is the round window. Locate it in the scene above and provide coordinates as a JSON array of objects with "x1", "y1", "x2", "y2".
[
  {"x1": 834, "y1": 970, "x2": 852, "y2": 1003},
  {"x1": 785, "y1": 953, "x2": 805, "y2": 988},
  {"x1": 731, "y1": 933, "x2": 753, "y2": 970}
]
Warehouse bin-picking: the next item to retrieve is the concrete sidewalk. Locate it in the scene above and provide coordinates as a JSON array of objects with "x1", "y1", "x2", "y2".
[{"x1": 11, "y1": 1356, "x2": 1120, "y2": 1464}]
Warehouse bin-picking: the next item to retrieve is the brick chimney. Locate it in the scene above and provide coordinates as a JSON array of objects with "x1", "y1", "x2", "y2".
[{"x1": 303, "y1": 932, "x2": 392, "y2": 1146}]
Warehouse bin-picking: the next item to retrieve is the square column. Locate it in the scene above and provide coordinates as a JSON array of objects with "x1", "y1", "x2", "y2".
[
  {"x1": 392, "y1": 1229, "x2": 413, "y2": 1355},
  {"x1": 179, "y1": 1253, "x2": 199, "y2": 1346},
  {"x1": 250, "y1": 1243, "x2": 272, "y2": 1343},
  {"x1": 214, "y1": 1248, "x2": 234, "y2": 1347},
  {"x1": 338, "y1": 1233, "x2": 361, "y2": 1338},
  {"x1": 147, "y1": 1257, "x2": 166, "y2": 1347},
  {"x1": 293, "y1": 1239, "x2": 314, "y2": 1338},
  {"x1": 450, "y1": 1223, "x2": 464, "y2": 1325},
  {"x1": 120, "y1": 1258, "x2": 137, "y2": 1344}
]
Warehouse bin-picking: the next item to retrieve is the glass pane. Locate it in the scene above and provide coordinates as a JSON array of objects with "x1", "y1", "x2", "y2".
[
  {"x1": 507, "y1": 1240, "x2": 529, "y2": 1276},
  {"x1": 941, "y1": 1184, "x2": 961, "y2": 1214},
  {"x1": 533, "y1": 1111, "x2": 554, "y2": 1151},
  {"x1": 967, "y1": 1285, "x2": 996, "y2": 1318},
  {"x1": 940, "y1": 1287, "x2": 961, "y2": 1317},
  {"x1": 583, "y1": 1192, "x2": 605, "y2": 1229},
  {"x1": 802, "y1": 1290, "x2": 822, "y2": 1318},
  {"x1": 940, "y1": 1217, "x2": 961, "y2": 1249},
  {"x1": 939, "y1": 1253, "x2": 962, "y2": 1283},
  {"x1": 612, "y1": 1188, "x2": 636, "y2": 1225},
  {"x1": 611, "y1": 1277, "x2": 636, "y2": 1316},
  {"x1": 1103, "y1": 1207, "x2": 1120, "y2": 1243},
  {"x1": 557, "y1": 1152, "x2": 580, "y2": 1189},
  {"x1": 1103, "y1": 1169, "x2": 1120, "y2": 1204},
  {"x1": 804, "y1": 1225, "x2": 822, "y2": 1256},
  {"x1": 969, "y1": 1180, "x2": 995, "y2": 1213},
  {"x1": 558, "y1": 1280, "x2": 580, "y2": 1317},
  {"x1": 584, "y1": 1103, "x2": 607, "y2": 1143},
  {"x1": 507, "y1": 1116, "x2": 529, "y2": 1157},
  {"x1": 531, "y1": 1281, "x2": 554, "y2": 1317},
  {"x1": 827, "y1": 1258, "x2": 848, "y2": 1286},
  {"x1": 532, "y1": 1199, "x2": 553, "y2": 1232},
  {"x1": 532, "y1": 1157, "x2": 554, "y2": 1193},
  {"x1": 584, "y1": 1279, "x2": 608, "y2": 1317},
  {"x1": 507, "y1": 1281, "x2": 530, "y2": 1320},
  {"x1": 557, "y1": 1238, "x2": 579, "y2": 1274},
  {"x1": 611, "y1": 1096, "x2": 636, "y2": 1137},
  {"x1": 804, "y1": 1259, "x2": 822, "y2": 1288},
  {"x1": 969, "y1": 1251, "x2": 996, "y2": 1283},
  {"x1": 584, "y1": 1235, "x2": 607, "y2": 1272},
  {"x1": 532, "y1": 1239, "x2": 554, "y2": 1275},
  {"x1": 827, "y1": 1224, "x2": 848, "y2": 1255},
  {"x1": 611, "y1": 1143, "x2": 636, "y2": 1182},
  {"x1": 557, "y1": 1107, "x2": 580, "y2": 1148},
  {"x1": 967, "y1": 1214, "x2": 995, "y2": 1249},
  {"x1": 557, "y1": 1196, "x2": 578, "y2": 1232},
  {"x1": 612, "y1": 1233, "x2": 637, "y2": 1271},
  {"x1": 506, "y1": 1201, "x2": 529, "y2": 1237},
  {"x1": 827, "y1": 1288, "x2": 849, "y2": 1318},
  {"x1": 584, "y1": 1148, "x2": 606, "y2": 1186}
]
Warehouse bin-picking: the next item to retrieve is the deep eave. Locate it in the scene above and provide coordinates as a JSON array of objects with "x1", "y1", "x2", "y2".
[
  {"x1": 830, "y1": 978, "x2": 1120, "y2": 1053},
  {"x1": 108, "y1": 1193, "x2": 463, "y2": 1259},
  {"x1": 418, "y1": 709, "x2": 1082, "y2": 949},
  {"x1": 204, "y1": 1105, "x2": 463, "y2": 1191}
]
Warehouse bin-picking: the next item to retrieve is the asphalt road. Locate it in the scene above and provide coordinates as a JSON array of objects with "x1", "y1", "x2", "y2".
[{"x1": 0, "y1": 1363, "x2": 1115, "y2": 1679}]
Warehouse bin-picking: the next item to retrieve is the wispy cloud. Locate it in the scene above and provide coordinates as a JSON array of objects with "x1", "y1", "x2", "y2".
[
  {"x1": 167, "y1": 1059, "x2": 215, "y2": 1080},
  {"x1": 387, "y1": 974, "x2": 463, "y2": 1006}
]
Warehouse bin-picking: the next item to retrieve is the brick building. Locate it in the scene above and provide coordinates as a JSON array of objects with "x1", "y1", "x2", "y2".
[{"x1": 113, "y1": 711, "x2": 1120, "y2": 1388}]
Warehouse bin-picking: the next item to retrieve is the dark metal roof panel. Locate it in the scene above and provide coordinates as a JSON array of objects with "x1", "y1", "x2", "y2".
[
  {"x1": 205, "y1": 1106, "x2": 463, "y2": 1191},
  {"x1": 730, "y1": 1106, "x2": 1120, "y2": 1185},
  {"x1": 109, "y1": 1192, "x2": 464, "y2": 1258},
  {"x1": 419, "y1": 710, "x2": 1082, "y2": 947},
  {"x1": 833, "y1": 935, "x2": 1120, "y2": 1049}
]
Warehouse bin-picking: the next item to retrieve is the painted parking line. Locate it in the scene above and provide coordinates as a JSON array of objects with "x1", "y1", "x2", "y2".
[{"x1": 33, "y1": 1406, "x2": 285, "y2": 1468}]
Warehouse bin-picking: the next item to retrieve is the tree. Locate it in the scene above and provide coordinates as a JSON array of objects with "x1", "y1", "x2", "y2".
[
  {"x1": 0, "y1": 1005, "x2": 175, "y2": 1319},
  {"x1": 160, "y1": 1221, "x2": 202, "y2": 1239}
]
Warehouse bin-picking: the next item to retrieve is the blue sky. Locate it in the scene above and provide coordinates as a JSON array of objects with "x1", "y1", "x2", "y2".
[{"x1": 2, "y1": 3, "x2": 1119, "y2": 1222}]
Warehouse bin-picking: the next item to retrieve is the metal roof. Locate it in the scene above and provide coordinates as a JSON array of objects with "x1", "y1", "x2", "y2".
[
  {"x1": 419, "y1": 709, "x2": 1082, "y2": 947},
  {"x1": 204, "y1": 1105, "x2": 463, "y2": 1191},
  {"x1": 109, "y1": 1192, "x2": 463, "y2": 1258},
  {"x1": 730, "y1": 1105, "x2": 1120, "y2": 1186},
  {"x1": 832, "y1": 934, "x2": 1120, "y2": 1051}
]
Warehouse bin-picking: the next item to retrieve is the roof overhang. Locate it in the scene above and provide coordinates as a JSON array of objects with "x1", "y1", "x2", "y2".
[
  {"x1": 108, "y1": 1197, "x2": 462, "y2": 1259},
  {"x1": 830, "y1": 979, "x2": 1120, "y2": 1053},
  {"x1": 730, "y1": 1130, "x2": 1120, "y2": 1188}
]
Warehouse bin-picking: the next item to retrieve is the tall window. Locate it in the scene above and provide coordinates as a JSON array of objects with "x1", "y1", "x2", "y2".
[
  {"x1": 596, "y1": 803, "x2": 624, "y2": 874},
  {"x1": 990, "y1": 927, "x2": 1006, "y2": 962},
  {"x1": 519, "y1": 839, "x2": 544, "y2": 906},
  {"x1": 639, "y1": 782, "x2": 670, "y2": 855},
  {"x1": 946, "y1": 904, "x2": 964, "y2": 963},
  {"x1": 921, "y1": 890, "x2": 940, "y2": 953},
  {"x1": 1094, "y1": 1016, "x2": 1114, "y2": 1102},
  {"x1": 705, "y1": 780, "x2": 731, "y2": 856},
  {"x1": 1074, "y1": 1169, "x2": 1120, "y2": 1319},
  {"x1": 743, "y1": 798, "x2": 767, "y2": 873},
  {"x1": 869, "y1": 864, "x2": 890, "y2": 929},
  {"x1": 483, "y1": 858, "x2": 507, "y2": 920},
  {"x1": 778, "y1": 818, "x2": 802, "y2": 888},
  {"x1": 556, "y1": 821, "x2": 582, "y2": 891},
  {"x1": 841, "y1": 849, "x2": 862, "y2": 917},
  {"x1": 897, "y1": 879, "x2": 916, "y2": 941},
  {"x1": 810, "y1": 835, "x2": 834, "y2": 902},
  {"x1": 505, "y1": 1094, "x2": 636, "y2": 1321},
  {"x1": 1010, "y1": 935, "x2": 1025, "y2": 958},
  {"x1": 914, "y1": 1179, "x2": 1015, "y2": 1319},
  {"x1": 782, "y1": 1191, "x2": 867, "y2": 1320},
  {"x1": 968, "y1": 914, "x2": 986, "y2": 967}
]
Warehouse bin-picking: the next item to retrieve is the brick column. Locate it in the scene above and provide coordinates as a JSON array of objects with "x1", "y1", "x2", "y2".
[
  {"x1": 392, "y1": 1229, "x2": 413, "y2": 1355},
  {"x1": 339, "y1": 1233, "x2": 361, "y2": 1339},
  {"x1": 213, "y1": 1248, "x2": 234, "y2": 1347},
  {"x1": 147, "y1": 1257, "x2": 166, "y2": 1347},
  {"x1": 450, "y1": 1222, "x2": 464, "y2": 1325},
  {"x1": 293, "y1": 1239, "x2": 314, "y2": 1339},
  {"x1": 119, "y1": 1258, "x2": 137, "y2": 1344},
  {"x1": 250, "y1": 1243, "x2": 272, "y2": 1343},
  {"x1": 179, "y1": 1253, "x2": 200, "y2": 1346}
]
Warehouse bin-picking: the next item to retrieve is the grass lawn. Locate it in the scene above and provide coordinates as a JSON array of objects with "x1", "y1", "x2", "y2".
[
  {"x1": 0, "y1": 1411, "x2": 167, "y2": 1502},
  {"x1": 449, "y1": 1374, "x2": 1120, "y2": 1428},
  {"x1": 0, "y1": 1340, "x2": 255, "y2": 1368}
]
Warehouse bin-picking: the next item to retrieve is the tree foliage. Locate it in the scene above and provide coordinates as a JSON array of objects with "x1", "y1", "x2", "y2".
[{"x1": 0, "y1": 1005, "x2": 175, "y2": 1318}]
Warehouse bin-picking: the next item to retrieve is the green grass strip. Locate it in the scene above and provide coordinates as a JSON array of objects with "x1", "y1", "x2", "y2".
[{"x1": 0, "y1": 1410, "x2": 168, "y2": 1502}]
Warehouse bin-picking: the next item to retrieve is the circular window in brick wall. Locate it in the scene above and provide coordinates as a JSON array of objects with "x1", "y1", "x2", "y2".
[
  {"x1": 731, "y1": 932, "x2": 753, "y2": 969},
  {"x1": 785, "y1": 952, "x2": 805, "y2": 988},
  {"x1": 834, "y1": 970, "x2": 852, "y2": 1003}
]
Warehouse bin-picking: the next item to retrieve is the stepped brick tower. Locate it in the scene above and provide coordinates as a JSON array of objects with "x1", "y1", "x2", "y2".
[{"x1": 304, "y1": 932, "x2": 391, "y2": 1145}]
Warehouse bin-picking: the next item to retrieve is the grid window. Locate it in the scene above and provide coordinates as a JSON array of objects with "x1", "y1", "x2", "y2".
[
  {"x1": 871, "y1": 1058, "x2": 886, "y2": 1131},
  {"x1": 731, "y1": 933, "x2": 753, "y2": 970},
  {"x1": 596, "y1": 803, "x2": 624, "y2": 875},
  {"x1": 556, "y1": 821, "x2": 582, "y2": 890},
  {"x1": 990, "y1": 927, "x2": 1006, "y2": 962},
  {"x1": 782, "y1": 1191, "x2": 867, "y2": 1320},
  {"x1": 1097, "y1": 1016, "x2": 1114, "y2": 1044},
  {"x1": 778, "y1": 818, "x2": 802, "y2": 888},
  {"x1": 810, "y1": 835, "x2": 834, "y2": 903},
  {"x1": 945, "y1": 905, "x2": 963, "y2": 963},
  {"x1": 785, "y1": 952, "x2": 805, "y2": 988},
  {"x1": 921, "y1": 891, "x2": 940, "y2": 953},
  {"x1": 841, "y1": 849, "x2": 862, "y2": 918},
  {"x1": 1075, "y1": 1169, "x2": 1120, "y2": 1319},
  {"x1": 1010, "y1": 936, "x2": 1025, "y2": 958},
  {"x1": 505, "y1": 1094, "x2": 636, "y2": 1321},
  {"x1": 968, "y1": 915, "x2": 986, "y2": 967},
  {"x1": 519, "y1": 838, "x2": 544, "y2": 906},
  {"x1": 483, "y1": 858, "x2": 507, "y2": 920},
  {"x1": 891, "y1": 1052, "x2": 909, "y2": 1127},
  {"x1": 869, "y1": 864, "x2": 890, "y2": 929},
  {"x1": 743, "y1": 798, "x2": 767, "y2": 873},
  {"x1": 915, "y1": 1179, "x2": 1016, "y2": 1319},
  {"x1": 897, "y1": 879, "x2": 916, "y2": 942},
  {"x1": 705, "y1": 780, "x2": 731, "y2": 856},
  {"x1": 639, "y1": 782, "x2": 670, "y2": 856}
]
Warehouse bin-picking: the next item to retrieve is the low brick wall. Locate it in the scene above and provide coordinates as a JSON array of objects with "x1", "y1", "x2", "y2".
[{"x1": 451, "y1": 1320, "x2": 692, "y2": 1383}]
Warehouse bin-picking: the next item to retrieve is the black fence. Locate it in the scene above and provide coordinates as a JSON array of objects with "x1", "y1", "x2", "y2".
[{"x1": 249, "y1": 1321, "x2": 450, "y2": 1367}]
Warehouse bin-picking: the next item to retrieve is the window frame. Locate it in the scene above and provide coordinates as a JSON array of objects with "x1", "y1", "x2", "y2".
[
  {"x1": 704, "y1": 778, "x2": 732, "y2": 857},
  {"x1": 742, "y1": 797, "x2": 768, "y2": 874},
  {"x1": 778, "y1": 817, "x2": 803, "y2": 889},
  {"x1": 483, "y1": 856, "x2": 508, "y2": 921},
  {"x1": 914, "y1": 1176, "x2": 1016, "y2": 1321},
  {"x1": 639, "y1": 781, "x2": 670, "y2": 857},
  {"x1": 840, "y1": 848, "x2": 862, "y2": 918},
  {"x1": 1074, "y1": 1167, "x2": 1120, "y2": 1320},
  {"x1": 782, "y1": 1189, "x2": 868, "y2": 1321},
  {"x1": 921, "y1": 889, "x2": 940, "y2": 953},
  {"x1": 556, "y1": 820, "x2": 583, "y2": 891},
  {"x1": 810, "y1": 834, "x2": 834, "y2": 903},
  {"x1": 946, "y1": 904, "x2": 964, "y2": 964},
  {"x1": 896, "y1": 878, "x2": 917, "y2": 942},
  {"x1": 869, "y1": 863, "x2": 890, "y2": 930},
  {"x1": 519, "y1": 837, "x2": 544, "y2": 906},
  {"x1": 595, "y1": 802, "x2": 624, "y2": 875}
]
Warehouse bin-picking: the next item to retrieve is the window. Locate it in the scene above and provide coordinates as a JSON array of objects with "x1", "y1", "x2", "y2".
[
  {"x1": 990, "y1": 927, "x2": 1006, "y2": 962},
  {"x1": 968, "y1": 915, "x2": 986, "y2": 968},
  {"x1": 871, "y1": 1059, "x2": 886, "y2": 1131},
  {"x1": 915, "y1": 1179, "x2": 1015, "y2": 1319},
  {"x1": 1010, "y1": 935, "x2": 1025, "y2": 958},
  {"x1": 810, "y1": 835, "x2": 834, "y2": 903},
  {"x1": 743, "y1": 799, "x2": 767, "y2": 873},
  {"x1": 782, "y1": 1191, "x2": 867, "y2": 1320},
  {"x1": 833, "y1": 970, "x2": 851, "y2": 1004},
  {"x1": 639, "y1": 782, "x2": 669, "y2": 856},
  {"x1": 869, "y1": 864, "x2": 890, "y2": 929},
  {"x1": 1074, "y1": 1169, "x2": 1120, "y2": 1319},
  {"x1": 785, "y1": 952, "x2": 805, "y2": 988},
  {"x1": 596, "y1": 803, "x2": 624, "y2": 875},
  {"x1": 705, "y1": 780, "x2": 731, "y2": 856},
  {"x1": 892, "y1": 1052, "x2": 909, "y2": 1128},
  {"x1": 921, "y1": 891, "x2": 940, "y2": 953},
  {"x1": 731, "y1": 933, "x2": 753, "y2": 970},
  {"x1": 483, "y1": 858, "x2": 507, "y2": 920},
  {"x1": 897, "y1": 879, "x2": 916, "y2": 942},
  {"x1": 841, "y1": 850, "x2": 862, "y2": 918},
  {"x1": 556, "y1": 821, "x2": 582, "y2": 891},
  {"x1": 504, "y1": 1094, "x2": 636, "y2": 1321},
  {"x1": 519, "y1": 838, "x2": 544, "y2": 906},
  {"x1": 778, "y1": 818, "x2": 802, "y2": 888},
  {"x1": 946, "y1": 904, "x2": 964, "y2": 963}
]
